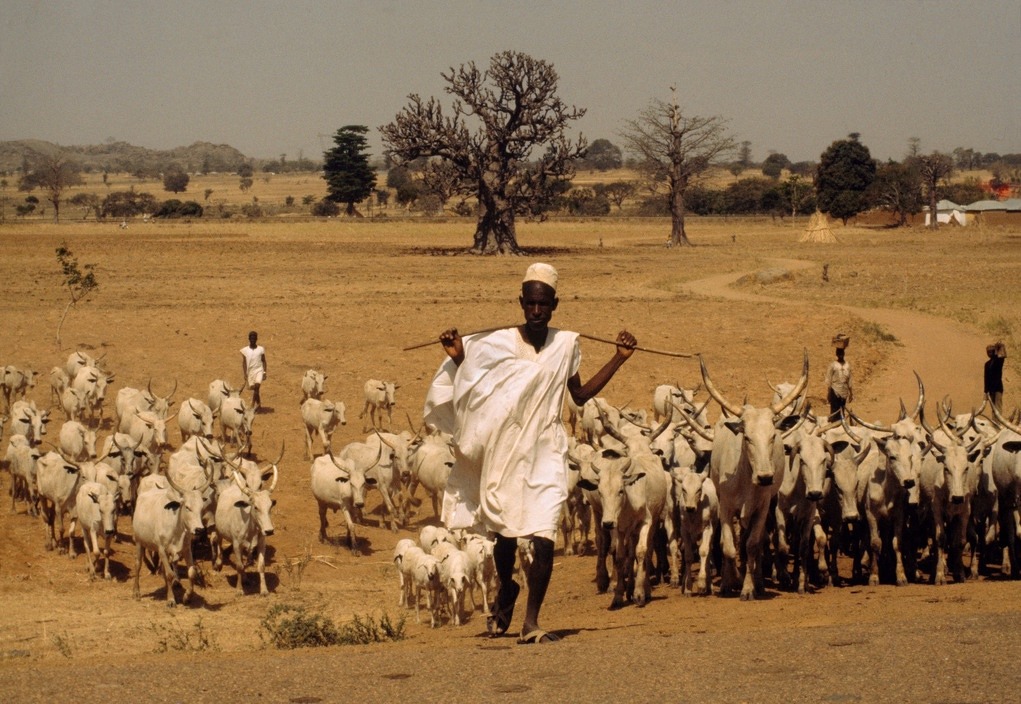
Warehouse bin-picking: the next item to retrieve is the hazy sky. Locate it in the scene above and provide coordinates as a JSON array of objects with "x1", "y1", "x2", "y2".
[{"x1": 2, "y1": 0, "x2": 1019, "y2": 164}]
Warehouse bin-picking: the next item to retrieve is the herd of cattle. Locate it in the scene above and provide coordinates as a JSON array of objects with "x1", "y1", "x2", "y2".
[{"x1": 3, "y1": 350, "x2": 1021, "y2": 628}]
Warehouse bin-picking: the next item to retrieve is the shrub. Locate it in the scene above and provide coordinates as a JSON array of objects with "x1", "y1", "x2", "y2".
[
  {"x1": 261, "y1": 605, "x2": 405, "y2": 650},
  {"x1": 312, "y1": 199, "x2": 340, "y2": 217}
]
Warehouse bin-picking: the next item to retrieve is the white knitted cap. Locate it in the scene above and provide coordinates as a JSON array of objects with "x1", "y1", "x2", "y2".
[{"x1": 523, "y1": 262, "x2": 558, "y2": 291}]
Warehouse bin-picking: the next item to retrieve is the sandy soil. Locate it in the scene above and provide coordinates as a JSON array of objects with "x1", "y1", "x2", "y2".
[{"x1": 0, "y1": 218, "x2": 1018, "y2": 702}]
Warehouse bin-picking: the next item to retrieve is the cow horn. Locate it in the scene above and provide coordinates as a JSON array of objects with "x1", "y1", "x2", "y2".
[
  {"x1": 231, "y1": 466, "x2": 252, "y2": 496},
  {"x1": 848, "y1": 410, "x2": 889, "y2": 434},
  {"x1": 327, "y1": 448, "x2": 347, "y2": 471},
  {"x1": 699, "y1": 355, "x2": 743, "y2": 418},
  {"x1": 596, "y1": 403, "x2": 628, "y2": 446},
  {"x1": 267, "y1": 463, "x2": 279, "y2": 492},
  {"x1": 672, "y1": 402, "x2": 714, "y2": 443},
  {"x1": 910, "y1": 371, "x2": 925, "y2": 420},
  {"x1": 769, "y1": 350, "x2": 810, "y2": 416},
  {"x1": 919, "y1": 406, "x2": 948, "y2": 453},
  {"x1": 167, "y1": 379, "x2": 178, "y2": 399},
  {"x1": 647, "y1": 414, "x2": 672, "y2": 442},
  {"x1": 147, "y1": 377, "x2": 155, "y2": 398},
  {"x1": 988, "y1": 395, "x2": 1021, "y2": 434},
  {"x1": 373, "y1": 428, "x2": 397, "y2": 450},
  {"x1": 366, "y1": 439, "x2": 386, "y2": 469},
  {"x1": 765, "y1": 378, "x2": 780, "y2": 394}
]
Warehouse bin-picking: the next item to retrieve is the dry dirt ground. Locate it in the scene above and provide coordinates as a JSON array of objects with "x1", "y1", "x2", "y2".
[{"x1": 0, "y1": 217, "x2": 1019, "y2": 702}]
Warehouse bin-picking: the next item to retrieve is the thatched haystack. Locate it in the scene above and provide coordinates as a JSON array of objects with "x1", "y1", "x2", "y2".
[{"x1": 800, "y1": 210, "x2": 838, "y2": 243}]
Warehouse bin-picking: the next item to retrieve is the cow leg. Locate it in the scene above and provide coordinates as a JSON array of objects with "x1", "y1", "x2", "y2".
[
  {"x1": 181, "y1": 540, "x2": 197, "y2": 604},
  {"x1": 741, "y1": 507, "x2": 771, "y2": 601},
  {"x1": 41, "y1": 501, "x2": 57, "y2": 552},
  {"x1": 303, "y1": 426, "x2": 315, "y2": 460},
  {"x1": 342, "y1": 508, "x2": 360, "y2": 556},
  {"x1": 891, "y1": 512, "x2": 909, "y2": 587},
  {"x1": 102, "y1": 534, "x2": 113, "y2": 580},
  {"x1": 317, "y1": 502, "x2": 330, "y2": 543},
  {"x1": 866, "y1": 509, "x2": 882, "y2": 586},
  {"x1": 717, "y1": 506, "x2": 740, "y2": 595},
  {"x1": 594, "y1": 519, "x2": 611, "y2": 593},
  {"x1": 633, "y1": 520, "x2": 654, "y2": 606},
  {"x1": 697, "y1": 521, "x2": 714, "y2": 595},
  {"x1": 133, "y1": 542, "x2": 145, "y2": 599},
  {"x1": 256, "y1": 538, "x2": 269, "y2": 596},
  {"x1": 773, "y1": 503, "x2": 792, "y2": 590},
  {"x1": 81, "y1": 527, "x2": 97, "y2": 580},
  {"x1": 932, "y1": 506, "x2": 946, "y2": 586},
  {"x1": 157, "y1": 546, "x2": 177, "y2": 605}
]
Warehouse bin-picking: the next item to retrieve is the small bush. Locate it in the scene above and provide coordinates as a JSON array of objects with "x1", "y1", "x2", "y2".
[
  {"x1": 151, "y1": 617, "x2": 219, "y2": 653},
  {"x1": 312, "y1": 199, "x2": 341, "y2": 217},
  {"x1": 261, "y1": 604, "x2": 341, "y2": 649},
  {"x1": 261, "y1": 604, "x2": 405, "y2": 650}
]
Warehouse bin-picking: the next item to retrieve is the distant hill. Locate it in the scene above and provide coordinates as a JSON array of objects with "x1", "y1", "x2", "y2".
[{"x1": 0, "y1": 139, "x2": 251, "y2": 176}]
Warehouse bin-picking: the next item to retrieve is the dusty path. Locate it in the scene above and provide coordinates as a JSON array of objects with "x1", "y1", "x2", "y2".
[{"x1": 684, "y1": 258, "x2": 990, "y2": 417}]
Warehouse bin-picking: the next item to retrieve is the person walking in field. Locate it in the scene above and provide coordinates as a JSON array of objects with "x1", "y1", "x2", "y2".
[
  {"x1": 985, "y1": 341, "x2": 1006, "y2": 411},
  {"x1": 423, "y1": 263, "x2": 636, "y2": 644},
  {"x1": 826, "y1": 335, "x2": 852, "y2": 420},
  {"x1": 241, "y1": 330, "x2": 267, "y2": 409}
]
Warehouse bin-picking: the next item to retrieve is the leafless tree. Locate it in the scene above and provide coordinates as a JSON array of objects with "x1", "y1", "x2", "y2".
[
  {"x1": 18, "y1": 151, "x2": 83, "y2": 223},
  {"x1": 380, "y1": 51, "x2": 586, "y2": 254},
  {"x1": 916, "y1": 152, "x2": 954, "y2": 230},
  {"x1": 619, "y1": 88, "x2": 735, "y2": 246}
]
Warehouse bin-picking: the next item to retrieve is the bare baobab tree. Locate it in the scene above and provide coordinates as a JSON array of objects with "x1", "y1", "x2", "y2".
[
  {"x1": 619, "y1": 87, "x2": 735, "y2": 247},
  {"x1": 381, "y1": 50, "x2": 586, "y2": 254}
]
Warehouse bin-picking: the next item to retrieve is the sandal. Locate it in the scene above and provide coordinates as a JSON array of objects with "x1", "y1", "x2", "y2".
[
  {"x1": 517, "y1": 629, "x2": 560, "y2": 644},
  {"x1": 486, "y1": 580, "x2": 520, "y2": 637}
]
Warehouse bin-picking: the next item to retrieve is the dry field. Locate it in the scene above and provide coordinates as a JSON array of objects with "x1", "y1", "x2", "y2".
[{"x1": 0, "y1": 216, "x2": 1020, "y2": 702}]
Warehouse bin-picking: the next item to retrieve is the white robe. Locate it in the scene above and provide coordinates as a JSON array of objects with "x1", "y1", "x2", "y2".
[{"x1": 423, "y1": 327, "x2": 580, "y2": 538}]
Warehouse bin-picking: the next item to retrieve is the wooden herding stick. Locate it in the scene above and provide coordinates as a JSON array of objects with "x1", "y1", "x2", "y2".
[{"x1": 402, "y1": 325, "x2": 697, "y2": 359}]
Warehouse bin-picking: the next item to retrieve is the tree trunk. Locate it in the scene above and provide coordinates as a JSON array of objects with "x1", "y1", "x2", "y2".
[
  {"x1": 927, "y1": 187, "x2": 939, "y2": 231},
  {"x1": 471, "y1": 174, "x2": 522, "y2": 254},
  {"x1": 668, "y1": 182, "x2": 692, "y2": 247}
]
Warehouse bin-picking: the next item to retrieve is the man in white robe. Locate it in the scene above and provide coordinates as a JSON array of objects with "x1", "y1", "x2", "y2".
[
  {"x1": 424, "y1": 262, "x2": 636, "y2": 643},
  {"x1": 240, "y1": 330, "x2": 267, "y2": 409}
]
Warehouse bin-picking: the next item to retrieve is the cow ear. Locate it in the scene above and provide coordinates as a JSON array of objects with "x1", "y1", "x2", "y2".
[
  {"x1": 365, "y1": 477, "x2": 378, "y2": 485},
  {"x1": 624, "y1": 472, "x2": 647, "y2": 486},
  {"x1": 234, "y1": 500, "x2": 250, "y2": 509},
  {"x1": 271, "y1": 499, "x2": 277, "y2": 508},
  {"x1": 89, "y1": 492, "x2": 100, "y2": 503},
  {"x1": 830, "y1": 440, "x2": 850, "y2": 454},
  {"x1": 723, "y1": 420, "x2": 744, "y2": 436},
  {"x1": 576, "y1": 478, "x2": 598, "y2": 492},
  {"x1": 336, "y1": 476, "x2": 349, "y2": 483},
  {"x1": 164, "y1": 501, "x2": 182, "y2": 511}
]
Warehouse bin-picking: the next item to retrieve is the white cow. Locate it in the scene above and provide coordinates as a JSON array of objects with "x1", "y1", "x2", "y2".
[
  {"x1": 213, "y1": 464, "x2": 278, "y2": 595},
  {"x1": 300, "y1": 369, "x2": 327, "y2": 402},
  {"x1": 71, "y1": 365, "x2": 115, "y2": 426},
  {"x1": 177, "y1": 398, "x2": 215, "y2": 443},
  {"x1": 300, "y1": 398, "x2": 347, "y2": 459},
  {"x1": 563, "y1": 439, "x2": 595, "y2": 556},
  {"x1": 851, "y1": 374, "x2": 927, "y2": 587},
  {"x1": 207, "y1": 379, "x2": 241, "y2": 416},
  {"x1": 219, "y1": 395, "x2": 255, "y2": 450},
  {"x1": 701, "y1": 352, "x2": 808, "y2": 600},
  {"x1": 671, "y1": 467, "x2": 719, "y2": 595},
  {"x1": 36, "y1": 451, "x2": 83, "y2": 556},
  {"x1": 65, "y1": 350, "x2": 105, "y2": 380},
  {"x1": 10, "y1": 400, "x2": 49, "y2": 445},
  {"x1": 131, "y1": 471, "x2": 209, "y2": 605},
  {"x1": 6, "y1": 435, "x2": 42, "y2": 515},
  {"x1": 75, "y1": 481, "x2": 118, "y2": 580},
  {"x1": 578, "y1": 409, "x2": 671, "y2": 609},
  {"x1": 310, "y1": 451, "x2": 377, "y2": 555},
  {"x1": 432, "y1": 542, "x2": 474, "y2": 626},
  {"x1": 49, "y1": 366, "x2": 70, "y2": 407},
  {"x1": 462, "y1": 533, "x2": 497, "y2": 615},
  {"x1": 339, "y1": 437, "x2": 401, "y2": 531},
  {"x1": 127, "y1": 410, "x2": 173, "y2": 457},
  {"x1": 407, "y1": 432, "x2": 454, "y2": 520},
  {"x1": 60, "y1": 387, "x2": 90, "y2": 422},
  {"x1": 58, "y1": 420, "x2": 98, "y2": 462},
  {"x1": 394, "y1": 544, "x2": 442, "y2": 627},
  {"x1": 360, "y1": 378, "x2": 397, "y2": 431},
  {"x1": 1, "y1": 365, "x2": 38, "y2": 412},
  {"x1": 115, "y1": 380, "x2": 177, "y2": 434}
]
